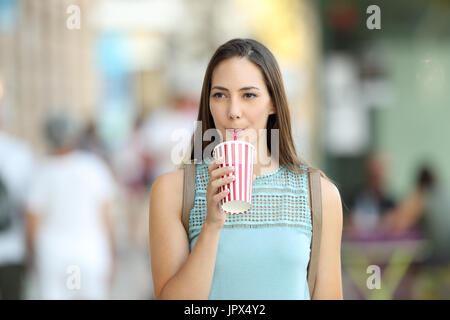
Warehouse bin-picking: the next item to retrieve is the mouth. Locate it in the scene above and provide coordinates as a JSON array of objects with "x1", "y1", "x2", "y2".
[{"x1": 225, "y1": 128, "x2": 245, "y2": 137}]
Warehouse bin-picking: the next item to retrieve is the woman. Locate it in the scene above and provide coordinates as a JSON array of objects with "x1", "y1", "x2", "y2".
[{"x1": 149, "y1": 38, "x2": 343, "y2": 300}]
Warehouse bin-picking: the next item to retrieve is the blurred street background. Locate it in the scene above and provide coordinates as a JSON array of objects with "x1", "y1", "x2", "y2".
[{"x1": 0, "y1": 0, "x2": 449, "y2": 299}]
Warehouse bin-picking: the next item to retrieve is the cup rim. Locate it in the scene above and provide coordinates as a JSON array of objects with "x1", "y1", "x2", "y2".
[{"x1": 213, "y1": 140, "x2": 256, "y2": 152}]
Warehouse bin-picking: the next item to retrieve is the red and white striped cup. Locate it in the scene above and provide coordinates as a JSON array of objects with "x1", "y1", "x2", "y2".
[{"x1": 213, "y1": 141, "x2": 256, "y2": 214}]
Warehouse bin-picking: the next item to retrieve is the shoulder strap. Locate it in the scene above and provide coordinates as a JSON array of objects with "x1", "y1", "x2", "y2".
[
  {"x1": 307, "y1": 169, "x2": 322, "y2": 299},
  {"x1": 182, "y1": 163, "x2": 196, "y2": 238}
]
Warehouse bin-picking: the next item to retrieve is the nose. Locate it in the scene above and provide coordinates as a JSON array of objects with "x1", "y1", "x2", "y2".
[{"x1": 228, "y1": 97, "x2": 242, "y2": 119}]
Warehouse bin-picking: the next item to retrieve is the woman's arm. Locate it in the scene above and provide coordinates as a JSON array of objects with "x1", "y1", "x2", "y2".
[
  {"x1": 382, "y1": 190, "x2": 426, "y2": 234},
  {"x1": 149, "y1": 170, "x2": 222, "y2": 300},
  {"x1": 101, "y1": 201, "x2": 117, "y2": 288},
  {"x1": 25, "y1": 210, "x2": 40, "y2": 265},
  {"x1": 311, "y1": 177, "x2": 344, "y2": 300}
]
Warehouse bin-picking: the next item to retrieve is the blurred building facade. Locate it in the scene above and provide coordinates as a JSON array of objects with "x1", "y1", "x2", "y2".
[{"x1": 0, "y1": 0, "x2": 99, "y2": 155}]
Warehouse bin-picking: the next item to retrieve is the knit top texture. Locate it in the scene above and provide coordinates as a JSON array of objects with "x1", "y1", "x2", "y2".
[{"x1": 188, "y1": 161, "x2": 313, "y2": 300}]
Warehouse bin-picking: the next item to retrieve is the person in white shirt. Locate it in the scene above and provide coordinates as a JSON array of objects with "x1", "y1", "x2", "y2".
[
  {"x1": 0, "y1": 128, "x2": 34, "y2": 299},
  {"x1": 26, "y1": 112, "x2": 117, "y2": 299},
  {"x1": 139, "y1": 97, "x2": 198, "y2": 179}
]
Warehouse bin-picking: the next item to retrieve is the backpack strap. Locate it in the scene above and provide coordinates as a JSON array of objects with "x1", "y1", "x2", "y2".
[
  {"x1": 182, "y1": 163, "x2": 196, "y2": 238},
  {"x1": 307, "y1": 168, "x2": 323, "y2": 299}
]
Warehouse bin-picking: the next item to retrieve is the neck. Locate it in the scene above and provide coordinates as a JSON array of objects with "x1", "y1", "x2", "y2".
[{"x1": 253, "y1": 147, "x2": 279, "y2": 176}]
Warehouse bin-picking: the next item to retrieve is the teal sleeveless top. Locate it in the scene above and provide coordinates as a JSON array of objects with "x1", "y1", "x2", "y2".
[{"x1": 189, "y1": 161, "x2": 313, "y2": 300}]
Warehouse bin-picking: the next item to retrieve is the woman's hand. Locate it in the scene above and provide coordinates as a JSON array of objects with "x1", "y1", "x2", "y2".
[{"x1": 205, "y1": 157, "x2": 236, "y2": 229}]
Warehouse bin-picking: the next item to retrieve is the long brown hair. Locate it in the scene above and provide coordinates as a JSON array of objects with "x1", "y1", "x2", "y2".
[{"x1": 182, "y1": 38, "x2": 326, "y2": 178}]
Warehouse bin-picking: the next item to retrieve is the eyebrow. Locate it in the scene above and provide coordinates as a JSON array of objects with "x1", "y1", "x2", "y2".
[{"x1": 211, "y1": 86, "x2": 260, "y2": 91}]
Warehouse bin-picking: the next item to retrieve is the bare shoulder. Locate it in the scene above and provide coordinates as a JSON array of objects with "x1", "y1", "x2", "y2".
[
  {"x1": 151, "y1": 169, "x2": 184, "y2": 190},
  {"x1": 320, "y1": 177, "x2": 343, "y2": 225},
  {"x1": 320, "y1": 177, "x2": 341, "y2": 205},
  {"x1": 150, "y1": 169, "x2": 184, "y2": 219}
]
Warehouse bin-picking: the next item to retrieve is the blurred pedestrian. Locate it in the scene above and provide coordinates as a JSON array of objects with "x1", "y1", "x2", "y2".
[
  {"x1": 383, "y1": 164, "x2": 450, "y2": 298},
  {"x1": 113, "y1": 114, "x2": 154, "y2": 248},
  {"x1": 348, "y1": 152, "x2": 396, "y2": 236},
  {"x1": 382, "y1": 165, "x2": 432, "y2": 235},
  {"x1": 0, "y1": 124, "x2": 34, "y2": 299},
  {"x1": 385, "y1": 165, "x2": 450, "y2": 262},
  {"x1": 25, "y1": 112, "x2": 117, "y2": 299},
  {"x1": 139, "y1": 95, "x2": 198, "y2": 180},
  {"x1": 79, "y1": 119, "x2": 110, "y2": 165}
]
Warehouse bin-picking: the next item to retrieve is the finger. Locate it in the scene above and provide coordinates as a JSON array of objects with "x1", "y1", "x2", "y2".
[
  {"x1": 211, "y1": 164, "x2": 234, "y2": 181},
  {"x1": 213, "y1": 188, "x2": 230, "y2": 202},
  {"x1": 208, "y1": 157, "x2": 223, "y2": 173},
  {"x1": 211, "y1": 174, "x2": 235, "y2": 190},
  {"x1": 211, "y1": 167, "x2": 235, "y2": 189}
]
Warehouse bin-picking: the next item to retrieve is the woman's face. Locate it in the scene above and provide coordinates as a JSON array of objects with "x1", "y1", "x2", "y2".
[{"x1": 209, "y1": 57, "x2": 276, "y2": 144}]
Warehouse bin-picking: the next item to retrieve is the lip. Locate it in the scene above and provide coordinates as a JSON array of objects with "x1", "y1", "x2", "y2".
[{"x1": 226, "y1": 128, "x2": 245, "y2": 136}]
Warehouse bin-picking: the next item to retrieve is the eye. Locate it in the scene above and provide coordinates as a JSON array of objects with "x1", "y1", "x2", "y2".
[
  {"x1": 212, "y1": 92, "x2": 226, "y2": 99},
  {"x1": 243, "y1": 93, "x2": 257, "y2": 99}
]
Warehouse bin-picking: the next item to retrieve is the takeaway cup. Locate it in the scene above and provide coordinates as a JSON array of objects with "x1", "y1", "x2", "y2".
[{"x1": 213, "y1": 141, "x2": 256, "y2": 214}]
